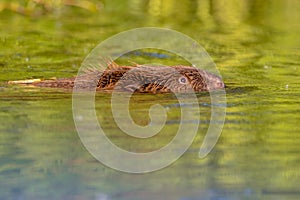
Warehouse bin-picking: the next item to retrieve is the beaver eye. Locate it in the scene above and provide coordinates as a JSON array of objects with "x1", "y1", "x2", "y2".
[{"x1": 178, "y1": 76, "x2": 188, "y2": 84}]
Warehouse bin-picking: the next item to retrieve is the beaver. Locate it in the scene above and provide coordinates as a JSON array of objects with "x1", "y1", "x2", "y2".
[{"x1": 8, "y1": 62, "x2": 225, "y2": 93}]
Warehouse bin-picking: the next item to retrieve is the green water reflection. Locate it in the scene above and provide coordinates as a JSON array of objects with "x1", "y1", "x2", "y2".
[{"x1": 0, "y1": 0, "x2": 299, "y2": 200}]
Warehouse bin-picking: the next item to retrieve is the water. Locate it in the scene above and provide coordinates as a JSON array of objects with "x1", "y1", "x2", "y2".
[{"x1": 0, "y1": 0, "x2": 300, "y2": 199}]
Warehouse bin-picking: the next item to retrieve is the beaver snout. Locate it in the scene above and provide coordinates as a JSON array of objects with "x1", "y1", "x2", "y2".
[
  {"x1": 207, "y1": 79, "x2": 226, "y2": 90},
  {"x1": 216, "y1": 81, "x2": 226, "y2": 88}
]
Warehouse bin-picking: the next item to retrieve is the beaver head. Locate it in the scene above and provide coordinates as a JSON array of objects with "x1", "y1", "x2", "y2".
[{"x1": 113, "y1": 65, "x2": 225, "y2": 93}]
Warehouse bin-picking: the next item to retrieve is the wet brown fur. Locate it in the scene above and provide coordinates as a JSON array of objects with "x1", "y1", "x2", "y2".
[{"x1": 11, "y1": 62, "x2": 225, "y2": 93}]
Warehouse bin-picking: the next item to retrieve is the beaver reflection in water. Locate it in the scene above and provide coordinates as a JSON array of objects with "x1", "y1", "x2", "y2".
[{"x1": 11, "y1": 62, "x2": 225, "y2": 93}]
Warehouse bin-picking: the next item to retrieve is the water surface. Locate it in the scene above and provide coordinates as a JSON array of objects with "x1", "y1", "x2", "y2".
[{"x1": 0, "y1": 1, "x2": 299, "y2": 200}]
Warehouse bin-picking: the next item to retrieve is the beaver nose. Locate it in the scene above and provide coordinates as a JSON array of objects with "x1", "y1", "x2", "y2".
[{"x1": 216, "y1": 81, "x2": 225, "y2": 88}]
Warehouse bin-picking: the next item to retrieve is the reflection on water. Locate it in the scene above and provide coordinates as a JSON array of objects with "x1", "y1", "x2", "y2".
[{"x1": 0, "y1": 0, "x2": 300, "y2": 200}]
